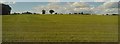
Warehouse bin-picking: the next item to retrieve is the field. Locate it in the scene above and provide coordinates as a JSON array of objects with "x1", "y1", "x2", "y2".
[{"x1": 2, "y1": 15, "x2": 118, "y2": 42}]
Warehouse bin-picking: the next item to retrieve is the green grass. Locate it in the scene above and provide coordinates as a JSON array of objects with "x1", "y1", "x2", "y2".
[{"x1": 2, "y1": 15, "x2": 118, "y2": 42}]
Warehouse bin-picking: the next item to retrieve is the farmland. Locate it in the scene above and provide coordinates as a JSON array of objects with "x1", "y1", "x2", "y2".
[{"x1": 2, "y1": 15, "x2": 118, "y2": 42}]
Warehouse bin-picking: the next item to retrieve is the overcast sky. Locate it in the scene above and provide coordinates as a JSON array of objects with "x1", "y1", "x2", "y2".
[{"x1": 0, "y1": 0, "x2": 119, "y2": 14}]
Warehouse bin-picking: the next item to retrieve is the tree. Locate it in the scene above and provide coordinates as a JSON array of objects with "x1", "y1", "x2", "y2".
[
  {"x1": 69, "y1": 13, "x2": 72, "y2": 14},
  {"x1": 112, "y1": 14, "x2": 118, "y2": 16},
  {"x1": 78, "y1": 13, "x2": 81, "y2": 14},
  {"x1": 81, "y1": 12, "x2": 84, "y2": 15},
  {"x1": 55, "y1": 13, "x2": 57, "y2": 14},
  {"x1": 49, "y1": 10, "x2": 55, "y2": 14},
  {"x1": 106, "y1": 14, "x2": 109, "y2": 15},
  {"x1": 0, "y1": 3, "x2": 11, "y2": 15},
  {"x1": 33, "y1": 13, "x2": 37, "y2": 14},
  {"x1": 12, "y1": 12, "x2": 20, "y2": 15},
  {"x1": 42, "y1": 10, "x2": 46, "y2": 14},
  {"x1": 74, "y1": 13, "x2": 77, "y2": 14}
]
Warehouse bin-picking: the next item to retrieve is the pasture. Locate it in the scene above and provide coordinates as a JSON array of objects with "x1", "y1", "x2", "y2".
[{"x1": 2, "y1": 15, "x2": 118, "y2": 42}]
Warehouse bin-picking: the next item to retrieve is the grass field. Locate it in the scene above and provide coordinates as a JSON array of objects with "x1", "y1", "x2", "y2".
[{"x1": 2, "y1": 15, "x2": 118, "y2": 42}]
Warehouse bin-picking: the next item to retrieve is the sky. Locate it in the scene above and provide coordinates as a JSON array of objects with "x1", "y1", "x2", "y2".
[
  {"x1": 0, "y1": 0, "x2": 119, "y2": 14},
  {"x1": 0, "y1": 0, "x2": 119, "y2": 2}
]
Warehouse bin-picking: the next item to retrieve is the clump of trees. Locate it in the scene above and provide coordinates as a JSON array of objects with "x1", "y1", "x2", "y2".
[
  {"x1": 103, "y1": 13, "x2": 119, "y2": 16},
  {"x1": 112, "y1": 14, "x2": 119, "y2": 16},
  {"x1": 12, "y1": 12, "x2": 20, "y2": 15},
  {"x1": 12, "y1": 12, "x2": 38, "y2": 15},
  {"x1": 22, "y1": 11, "x2": 32, "y2": 14},
  {"x1": 70, "y1": 12, "x2": 91, "y2": 15}
]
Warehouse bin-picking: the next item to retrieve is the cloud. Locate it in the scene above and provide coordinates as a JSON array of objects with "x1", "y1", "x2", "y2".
[
  {"x1": 79, "y1": 0, "x2": 119, "y2": 2},
  {"x1": 99, "y1": 2, "x2": 118, "y2": 8},
  {"x1": 94, "y1": 2, "x2": 119, "y2": 14},
  {"x1": 1, "y1": 0, "x2": 119, "y2": 2},
  {"x1": 72, "y1": 2, "x2": 90, "y2": 8},
  {"x1": 33, "y1": 2, "x2": 91, "y2": 14},
  {"x1": 48, "y1": 0, "x2": 60, "y2": 2},
  {"x1": 0, "y1": 0, "x2": 16, "y2": 4},
  {"x1": 33, "y1": 2, "x2": 118, "y2": 14},
  {"x1": 93, "y1": 0, "x2": 119, "y2": 2}
]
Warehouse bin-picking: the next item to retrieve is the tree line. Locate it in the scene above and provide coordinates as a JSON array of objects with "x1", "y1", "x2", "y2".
[{"x1": 11, "y1": 9, "x2": 119, "y2": 16}]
